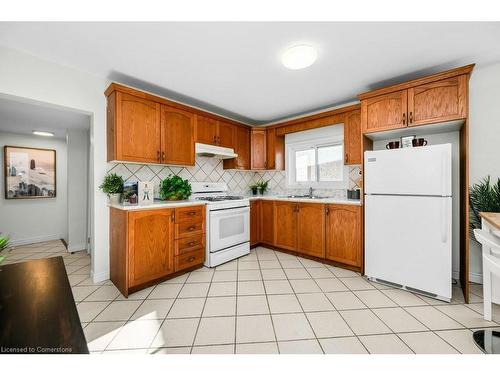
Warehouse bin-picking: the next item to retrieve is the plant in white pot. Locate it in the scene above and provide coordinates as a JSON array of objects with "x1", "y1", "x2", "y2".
[
  {"x1": 100, "y1": 173, "x2": 124, "y2": 205},
  {"x1": 0, "y1": 234, "x2": 10, "y2": 264}
]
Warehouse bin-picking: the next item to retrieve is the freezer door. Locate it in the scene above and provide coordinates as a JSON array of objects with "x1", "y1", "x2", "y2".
[
  {"x1": 364, "y1": 144, "x2": 452, "y2": 196},
  {"x1": 365, "y1": 194, "x2": 452, "y2": 300}
]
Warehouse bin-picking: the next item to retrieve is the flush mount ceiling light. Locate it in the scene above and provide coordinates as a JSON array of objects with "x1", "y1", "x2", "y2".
[
  {"x1": 32, "y1": 130, "x2": 54, "y2": 137},
  {"x1": 281, "y1": 45, "x2": 318, "y2": 70}
]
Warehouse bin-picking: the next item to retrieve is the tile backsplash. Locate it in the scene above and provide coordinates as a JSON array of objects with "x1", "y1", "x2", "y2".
[{"x1": 107, "y1": 156, "x2": 361, "y2": 199}]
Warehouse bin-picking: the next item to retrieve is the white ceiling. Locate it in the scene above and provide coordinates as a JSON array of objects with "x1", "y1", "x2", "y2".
[
  {"x1": 0, "y1": 22, "x2": 499, "y2": 124},
  {"x1": 0, "y1": 96, "x2": 90, "y2": 139}
]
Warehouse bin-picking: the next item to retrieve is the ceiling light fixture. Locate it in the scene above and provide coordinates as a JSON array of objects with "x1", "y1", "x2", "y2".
[
  {"x1": 32, "y1": 130, "x2": 54, "y2": 137},
  {"x1": 281, "y1": 45, "x2": 318, "y2": 70}
]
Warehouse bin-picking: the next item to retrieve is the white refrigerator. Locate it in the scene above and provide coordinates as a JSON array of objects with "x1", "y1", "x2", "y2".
[{"x1": 364, "y1": 144, "x2": 452, "y2": 301}]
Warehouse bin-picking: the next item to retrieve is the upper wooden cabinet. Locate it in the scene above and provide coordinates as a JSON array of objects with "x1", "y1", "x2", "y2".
[
  {"x1": 161, "y1": 105, "x2": 195, "y2": 166},
  {"x1": 195, "y1": 115, "x2": 218, "y2": 145},
  {"x1": 407, "y1": 76, "x2": 468, "y2": 127},
  {"x1": 195, "y1": 115, "x2": 236, "y2": 148},
  {"x1": 361, "y1": 90, "x2": 408, "y2": 133},
  {"x1": 223, "y1": 126, "x2": 250, "y2": 170},
  {"x1": 266, "y1": 128, "x2": 285, "y2": 170},
  {"x1": 359, "y1": 65, "x2": 473, "y2": 134},
  {"x1": 296, "y1": 203, "x2": 325, "y2": 258},
  {"x1": 107, "y1": 92, "x2": 162, "y2": 163},
  {"x1": 218, "y1": 121, "x2": 236, "y2": 148},
  {"x1": 344, "y1": 109, "x2": 362, "y2": 165},
  {"x1": 251, "y1": 128, "x2": 267, "y2": 170},
  {"x1": 325, "y1": 204, "x2": 361, "y2": 268},
  {"x1": 127, "y1": 208, "x2": 175, "y2": 288}
]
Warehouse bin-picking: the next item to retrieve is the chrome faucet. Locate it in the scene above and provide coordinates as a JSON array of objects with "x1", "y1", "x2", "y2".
[{"x1": 308, "y1": 187, "x2": 313, "y2": 198}]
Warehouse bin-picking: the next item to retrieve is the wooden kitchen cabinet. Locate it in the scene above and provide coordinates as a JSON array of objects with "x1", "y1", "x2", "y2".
[
  {"x1": 274, "y1": 201, "x2": 297, "y2": 251},
  {"x1": 127, "y1": 208, "x2": 175, "y2": 288},
  {"x1": 195, "y1": 115, "x2": 236, "y2": 148},
  {"x1": 251, "y1": 128, "x2": 267, "y2": 170},
  {"x1": 109, "y1": 205, "x2": 205, "y2": 297},
  {"x1": 218, "y1": 121, "x2": 236, "y2": 148},
  {"x1": 344, "y1": 109, "x2": 362, "y2": 165},
  {"x1": 161, "y1": 105, "x2": 195, "y2": 166},
  {"x1": 407, "y1": 75, "x2": 467, "y2": 127},
  {"x1": 250, "y1": 200, "x2": 261, "y2": 246},
  {"x1": 107, "y1": 92, "x2": 162, "y2": 163},
  {"x1": 325, "y1": 204, "x2": 362, "y2": 268},
  {"x1": 260, "y1": 200, "x2": 275, "y2": 246},
  {"x1": 266, "y1": 128, "x2": 285, "y2": 170},
  {"x1": 296, "y1": 203, "x2": 325, "y2": 258},
  {"x1": 224, "y1": 126, "x2": 250, "y2": 169},
  {"x1": 361, "y1": 90, "x2": 408, "y2": 133},
  {"x1": 195, "y1": 115, "x2": 218, "y2": 145}
]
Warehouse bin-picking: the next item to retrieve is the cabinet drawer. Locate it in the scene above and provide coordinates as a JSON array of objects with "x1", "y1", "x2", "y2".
[
  {"x1": 175, "y1": 235, "x2": 205, "y2": 255},
  {"x1": 175, "y1": 249, "x2": 205, "y2": 272},
  {"x1": 175, "y1": 205, "x2": 205, "y2": 223},
  {"x1": 175, "y1": 220, "x2": 205, "y2": 238}
]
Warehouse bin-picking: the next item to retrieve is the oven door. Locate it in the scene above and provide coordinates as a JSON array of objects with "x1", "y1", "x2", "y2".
[{"x1": 209, "y1": 206, "x2": 250, "y2": 252}]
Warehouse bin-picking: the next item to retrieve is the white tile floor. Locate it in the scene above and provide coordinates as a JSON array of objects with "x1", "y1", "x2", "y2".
[{"x1": 2, "y1": 241, "x2": 500, "y2": 354}]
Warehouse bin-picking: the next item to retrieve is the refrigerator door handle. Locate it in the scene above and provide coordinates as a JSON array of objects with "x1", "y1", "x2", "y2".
[
  {"x1": 441, "y1": 150, "x2": 447, "y2": 197},
  {"x1": 441, "y1": 198, "x2": 448, "y2": 243}
]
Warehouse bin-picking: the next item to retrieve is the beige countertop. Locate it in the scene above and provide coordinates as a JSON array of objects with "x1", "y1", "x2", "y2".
[
  {"x1": 480, "y1": 212, "x2": 500, "y2": 231},
  {"x1": 248, "y1": 195, "x2": 362, "y2": 206},
  {"x1": 108, "y1": 200, "x2": 206, "y2": 211}
]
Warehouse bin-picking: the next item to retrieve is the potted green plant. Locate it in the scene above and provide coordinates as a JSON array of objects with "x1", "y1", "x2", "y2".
[
  {"x1": 250, "y1": 183, "x2": 260, "y2": 196},
  {"x1": 257, "y1": 180, "x2": 270, "y2": 195},
  {"x1": 470, "y1": 176, "x2": 500, "y2": 238},
  {"x1": 159, "y1": 175, "x2": 192, "y2": 201},
  {"x1": 0, "y1": 234, "x2": 10, "y2": 264},
  {"x1": 99, "y1": 172, "x2": 124, "y2": 205}
]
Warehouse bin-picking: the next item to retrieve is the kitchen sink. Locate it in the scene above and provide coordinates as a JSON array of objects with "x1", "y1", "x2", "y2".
[{"x1": 277, "y1": 195, "x2": 332, "y2": 199}]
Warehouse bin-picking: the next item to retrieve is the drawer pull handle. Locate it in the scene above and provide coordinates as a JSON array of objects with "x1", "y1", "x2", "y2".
[
  {"x1": 187, "y1": 211, "x2": 196, "y2": 216},
  {"x1": 188, "y1": 241, "x2": 195, "y2": 246},
  {"x1": 188, "y1": 226, "x2": 195, "y2": 231},
  {"x1": 188, "y1": 256, "x2": 195, "y2": 262}
]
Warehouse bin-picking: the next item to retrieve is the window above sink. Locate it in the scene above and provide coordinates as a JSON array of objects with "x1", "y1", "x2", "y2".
[{"x1": 285, "y1": 125, "x2": 349, "y2": 189}]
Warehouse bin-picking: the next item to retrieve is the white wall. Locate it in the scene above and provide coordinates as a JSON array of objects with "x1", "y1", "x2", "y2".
[
  {"x1": 0, "y1": 46, "x2": 109, "y2": 282},
  {"x1": 67, "y1": 128, "x2": 90, "y2": 252},
  {"x1": 469, "y1": 62, "x2": 500, "y2": 279},
  {"x1": 0, "y1": 131, "x2": 68, "y2": 245}
]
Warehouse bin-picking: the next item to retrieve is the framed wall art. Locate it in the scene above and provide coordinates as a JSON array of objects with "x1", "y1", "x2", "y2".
[{"x1": 4, "y1": 146, "x2": 57, "y2": 199}]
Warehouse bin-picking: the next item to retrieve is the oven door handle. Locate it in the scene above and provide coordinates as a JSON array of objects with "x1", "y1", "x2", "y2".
[{"x1": 209, "y1": 206, "x2": 250, "y2": 217}]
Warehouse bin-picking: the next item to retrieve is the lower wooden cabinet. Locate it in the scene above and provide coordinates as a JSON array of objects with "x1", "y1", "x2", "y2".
[
  {"x1": 325, "y1": 204, "x2": 362, "y2": 267},
  {"x1": 249, "y1": 199, "x2": 361, "y2": 271},
  {"x1": 260, "y1": 200, "x2": 275, "y2": 246},
  {"x1": 296, "y1": 203, "x2": 325, "y2": 258},
  {"x1": 110, "y1": 205, "x2": 205, "y2": 297},
  {"x1": 274, "y1": 201, "x2": 297, "y2": 251},
  {"x1": 127, "y1": 208, "x2": 175, "y2": 288},
  {"x1": 250, "y1": 200, "x2": 261, "y2": 246}
]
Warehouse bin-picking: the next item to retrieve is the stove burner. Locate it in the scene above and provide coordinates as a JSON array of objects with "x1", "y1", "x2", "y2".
[{"x1": 196, "y1": 195, "x2": 245, "y2": 202}]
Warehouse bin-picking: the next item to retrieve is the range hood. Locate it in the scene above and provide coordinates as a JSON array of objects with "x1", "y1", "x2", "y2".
[{"x1": 195, "y1": 143, "x2": 238, "y2": 159}]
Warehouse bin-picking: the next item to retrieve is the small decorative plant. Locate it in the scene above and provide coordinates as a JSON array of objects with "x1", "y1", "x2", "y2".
[
  {"x1": 257, "y1": 180, "x2": 270, "y2": 195},
  {"x1": 0, "y1": 234, "x2": 10, "y2": 264},
  {"x1": 250, "y1": 183, "x2": 260, "y2": 195},
  {"x1": 469, "y1": 176, "x2": 500, "y2": 238},
  {"x1": 99, "y1": 173, "x2": 124, "y2": 196},
  {"x1": 160, "y1": 175, "x2": 192, "y2": 201}
]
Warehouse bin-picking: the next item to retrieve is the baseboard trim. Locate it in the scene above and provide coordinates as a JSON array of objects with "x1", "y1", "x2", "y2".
[
  {"x1": 10, "y1": 234, "x2": 61, "y2": 247},
  {"x1": 91, "y1": 269, "x2": 109, "y2": 284},
  {"x1": 67, "y1": 243, "x2": 87, "y2": 252},
  {"x1": 453, "y1": 270, "x2": 483, "y2": 284}
]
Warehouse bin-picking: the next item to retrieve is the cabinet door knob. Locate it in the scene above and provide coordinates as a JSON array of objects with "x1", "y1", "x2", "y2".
[
  {"x1": 188, "y1": 256, "x2": 195, "y2": 262},
  {"x1": 345, "y1": 153, "x2": 348, "y2": 163},
  {"x1": 157, "y1": 150, "x2": 160, "y2": 162},
  {"x1": 402, "y1": 113, "x2": 406, "y2": 125},
  {"x1": 409, "y1": 111, "x2": 413, "y2": 124},
  {"x1": 325, "y1": 207, "x2": 330, "y2": 215},
  {"x1": 162, "y1": 151, "x2": 165, "y2": 162}
]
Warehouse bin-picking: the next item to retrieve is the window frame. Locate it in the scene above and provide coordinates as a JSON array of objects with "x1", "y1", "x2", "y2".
[{"x1": 286, "y1": 138, "x2": 348, "y2": 189}]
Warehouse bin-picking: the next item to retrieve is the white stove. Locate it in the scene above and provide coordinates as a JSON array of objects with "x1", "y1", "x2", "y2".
[{"x1": 191, "y1": 183, "x2": 250, "y2": 267}]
